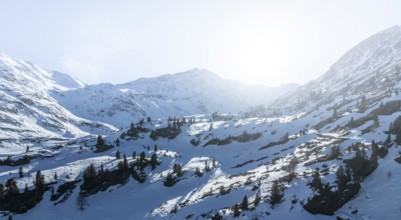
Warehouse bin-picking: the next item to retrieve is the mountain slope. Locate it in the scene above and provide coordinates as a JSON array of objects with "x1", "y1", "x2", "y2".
[
  {"x1": 54, "y1": 68, "x2": 298, "y2": 127},
  {"x1": 0, "y1": 53, "x2": 116, "y2": 141},
  {"x1": 2, "y1": 26, "x2": 401, "y2": 220}
]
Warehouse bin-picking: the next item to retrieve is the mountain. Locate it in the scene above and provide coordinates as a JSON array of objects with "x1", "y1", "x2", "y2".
[
  {"x1": 53, "y1": 68, "x2": 298, "y2": 127},
  {"x1": 274, "y1": 25, "x2": 401, "y2": 108},
  {"x1": 2, "y1": 26, "x2": 401, "y2": 220},
  {"x1": 0, "y1": 53, "x2": 117, "y2": 142}
]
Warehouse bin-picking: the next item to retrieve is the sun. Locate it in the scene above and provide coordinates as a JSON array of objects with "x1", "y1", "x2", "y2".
[{"x1": 230, "y1": 30, "x2": 290, "y2": 86}]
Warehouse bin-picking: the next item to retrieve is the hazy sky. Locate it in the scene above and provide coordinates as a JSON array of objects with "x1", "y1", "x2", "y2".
[{"x1": 0, "y1": 0, "x2": 401, "y2": 87}]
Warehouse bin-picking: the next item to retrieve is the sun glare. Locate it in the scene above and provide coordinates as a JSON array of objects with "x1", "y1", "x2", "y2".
[{"x1": 229, "y1": 28, "x2": 290, "y2": 86}]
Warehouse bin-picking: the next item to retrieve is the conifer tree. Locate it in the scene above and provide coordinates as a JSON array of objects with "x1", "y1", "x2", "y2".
[
  {"x1": 241, "y1": 195, "x2": 249, "y2": 210},
  {"x1": 132, "y1": 151, "x2": 137, "y2": 159},
  {"x1": 150, "y1": 152, "x2": 158, "y2": 170},
  {"x1": 195, "y1": 167, "x2": 202, "y2": 177},
  {"x1": 140, "y1": 152, "x2": 146, "y2": 161},
  {"x1": 254, "y1": 191, "x2": 261, "y2": 207},
  {"x1": 233, "y1": 204, "x2": 241, "y2": 217},
  {"x1": 96, "y1": 135, "x2": 105, "y2": 149},
  {"x1": 270, "y1": 181, "x2": 283, "y2": 206},
  {"x1": 35, "y1": 170, "x2": 45, "y2": 188},
  {"x1": 0, "y1": 184, "x2": 4, "y2": 198},
  {"x1": 309, "y1": 168, "x2": 323, "y2": 191},
  {"x1": 5, "y1": 178, "x2": 19, "y2": 194},
  {"x1": 204, "y1": 161, "x2": 211, "y2": 172},
  {"x1": 123, "y1": 154, "x2": 129, "y2": 170},
  {"x1": 335, "y1": 166, "x2": 348, "y2": 188},
  {"x1": 130, "y1": 122, "x2": 135, "y2": 130},
  {"x1": 99, "y1": 163, "x2": 105, "y2": 175},
  {"x1": 18, "y1": 167, "x2": 23, "y2": 178},
  {"x1": 83, "y1": 163, "x2": 97, "y2": 180},
  {"x1": 116, "y1": 150, "x2": 121, "y2": 159},
  {"x1": 396, "y1": 131, "x2": 401, "y2": 145}
]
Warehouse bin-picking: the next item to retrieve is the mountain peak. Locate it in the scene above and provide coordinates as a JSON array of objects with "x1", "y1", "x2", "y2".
[
  {"x1": 173, "y1": 68, "x2": 220, "y2": 80},
  {"x1": 321, "y1": 25, "x2": 401, "y2": 81}
]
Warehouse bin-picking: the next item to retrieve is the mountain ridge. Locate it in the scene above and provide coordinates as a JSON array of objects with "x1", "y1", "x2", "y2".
[{"x1": 1, "y1": 26, "x2": 401, "y2": 220}]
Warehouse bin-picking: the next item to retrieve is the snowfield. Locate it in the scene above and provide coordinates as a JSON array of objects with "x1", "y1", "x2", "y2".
[{"x1": 1, "y1": 26, "x2": 401, "y2": 220}]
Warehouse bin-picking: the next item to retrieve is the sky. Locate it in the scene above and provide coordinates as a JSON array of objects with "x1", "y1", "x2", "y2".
[{"x1": 0, "y1": 0, "x2": 401, "y2": 87}]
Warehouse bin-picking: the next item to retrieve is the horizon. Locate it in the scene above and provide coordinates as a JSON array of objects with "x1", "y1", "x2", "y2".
[{"x1": 1, "y1": 1, "x2": 401, "y2": 87}]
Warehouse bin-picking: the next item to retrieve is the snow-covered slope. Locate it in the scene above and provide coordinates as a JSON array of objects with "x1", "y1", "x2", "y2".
[
  {"x1": 54, "y1": 68, "x2": 298, "y2": 127},
  {"x1": 0, "y1": 53, "x2": 117, "y2": 141},
  {"x1": 2, "y1": 26, "x2": 401, "y2": 220},
  {"x1": 275, "y1": 26, "x2": 401, "y2": 108}
]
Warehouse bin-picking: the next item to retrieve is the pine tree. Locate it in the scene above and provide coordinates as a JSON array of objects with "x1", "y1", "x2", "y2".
[
  {"x1": 5, "y1": 178, "x2": 19, "y2": 194},
  {"x1": 0, "y1": 184, "x2": 4, "y2": 198},
  {"x1": 195, "y1": 167, "x2": 203, "y2": 177},
  {"x1": 209, "y1": 123, "x2": 213, "y2": 131},
  {"x1": 139, "y1": 118, "x2": 145, "y2": 127},
  {"x1": 96, "y1": 135, "x2": 105, "y2": 149},
  {"x1": 330, "y1": 145, "x2": 341, "y2": 158},
  {"x1": 335, "y1": 166, "x2": 348, "y2": 188},
  {"x1": 115, "y1": 138, "x2": 120, "y2": 147},
  {"x1": 233, "y1": 204, "x2": 241, "y2": 217},
  {"x1": 212, "y1": 212, "x2": 222, "y2": 220},
  {"x1": 204, "y1": 161, "x2": 211, "y2": 172},
  {"x1": 83, "y1": 163, "x2": 97, "y2": 180},
  {"x1": 132, "y1": 151, "x2": 137, "y2": 159},
  {"x1": 147, "y1": 116, "x2": 152, "y2": 123},
  {"x1": 164, "y1": 173, "x2": 175, "y2": 186},
  {"x1": 371, "y1": 140, "x2": 379, "y2": 158},
  {"x1": 35, "y1": 170, "x2": 45, "y2": 188},
  {"x1": 241, "y1": 195, "x2": 249, "y2": 210},
  {"x1": 123, "y1": 154, "x2": 129, "y2": 170},
  {"x1": 150, "y1": 152, "x2": 158, "y2": 170},
  {"x1": 116, "y1": 150, "x2": 121, "y2": 159},
  {"x1": 99, "y1": 163, "x2": 105, "y2": 175},
  {"x1": 54, "y1": 172, "x2": 58, "y2": 181},
  {"x1": 139, "y1": 152, "x2": 146, "y2": 161},
  {"x1": 154, "y1": 144, "x2": 158, "y2": 152},
  {"x1": 130, "y1": 122, "x2": 135, "y2": 130},
  {"x1": 26, "y1": 146, "x2": 29, "y2": 153},
  {"x1": 173, "y1": 164, "x2": 183, "y2": 177},
  {"x1": 18, "y1": 167, "x2": 23, "y2": 178},
  {"x1": 309, "y1": 168, "x2": 322, "y2": 191},
  {"x1": 269, "y1": 181, "x2": 283, "y2": 206},
  {"x1": 254, "y1": 191, "x2": 261, "y2": 207},
  {"x1": 359, "y1": 95, "x2": 367, "y2": 112},
  {"x1": 396, "y1": 131, "x2": 401, "y2": 145}
]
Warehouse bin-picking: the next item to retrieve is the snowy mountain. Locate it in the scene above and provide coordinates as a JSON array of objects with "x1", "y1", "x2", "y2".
[
  {"x1": 53, "y1": 68, "x2": 298, "y2": 127},
  {"x1": 2, "y1": 26, "x2": 401, "y2": 220},
  {"x1": 0, "y1": 53, "x2": 117, "y2": 142},
  {"x1": 275, "y1": 25, "x2": 401, "y2": 108}
]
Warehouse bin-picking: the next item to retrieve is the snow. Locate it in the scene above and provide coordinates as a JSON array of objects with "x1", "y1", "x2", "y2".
[{"x1": 2, "y1": 26, "x2": 401, "y2": 219}]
